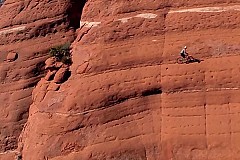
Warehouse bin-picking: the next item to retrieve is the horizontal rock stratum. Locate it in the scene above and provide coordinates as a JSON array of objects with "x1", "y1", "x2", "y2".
[{"x1": 1, "y1": 0, "x2": 240, "y2": 160}]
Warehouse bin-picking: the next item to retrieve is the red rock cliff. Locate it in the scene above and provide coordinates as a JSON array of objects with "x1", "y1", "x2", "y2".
[{"x1": 1, "y1": 0, "x2": 240, "y2": 159}]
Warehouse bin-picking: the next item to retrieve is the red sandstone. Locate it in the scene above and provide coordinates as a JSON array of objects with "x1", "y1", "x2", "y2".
[{"x1": 0, "y1": 0, "x2": 240, "y2": 160}]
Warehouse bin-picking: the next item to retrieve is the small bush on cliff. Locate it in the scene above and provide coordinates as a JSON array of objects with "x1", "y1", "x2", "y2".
[{"x1": 49, "y1": 42, "x2": 72, "y2": 65}]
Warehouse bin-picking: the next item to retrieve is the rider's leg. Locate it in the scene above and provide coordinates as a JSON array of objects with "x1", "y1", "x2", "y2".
[{"x1": 181, "y1": 53, "x2": 186, "y2": 58}]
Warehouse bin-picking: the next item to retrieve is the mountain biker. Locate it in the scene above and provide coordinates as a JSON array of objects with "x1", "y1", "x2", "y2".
[{"x1": 180, "y1": 46, "x2": 188, "y2": 58}]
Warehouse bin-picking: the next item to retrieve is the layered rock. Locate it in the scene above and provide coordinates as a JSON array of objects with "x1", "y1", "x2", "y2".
[{"x1": 1, "y1": 0, "x2": 240, "y2": 160}]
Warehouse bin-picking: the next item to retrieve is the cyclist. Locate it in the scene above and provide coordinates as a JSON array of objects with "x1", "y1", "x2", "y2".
[{"x1": 180, "y1": 46, "x2": 188, "y2": 58}]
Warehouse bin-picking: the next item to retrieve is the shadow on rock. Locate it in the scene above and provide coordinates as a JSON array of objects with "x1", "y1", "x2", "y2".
[
  {"x1": 141, "y1": 88, "x2": 162, "y2": 97},
  {"x1": 67, "y1": 0, "x2": 87, "y2": 29},
  {"x1": 62, "y1": 70, "x2": 71, "y2": 83},
  {"x1": 188, "y1": 58, "x2": 202, "y2": 64}
]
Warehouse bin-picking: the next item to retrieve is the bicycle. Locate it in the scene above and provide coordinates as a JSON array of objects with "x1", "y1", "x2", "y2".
[{"x1": 177, "y1": 55, "x2": 199, "y2": 64}]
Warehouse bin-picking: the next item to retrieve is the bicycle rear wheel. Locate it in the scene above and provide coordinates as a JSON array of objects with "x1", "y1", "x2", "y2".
[{"x1": 177, "y1": 57, "x2": 185, "y2": 64}]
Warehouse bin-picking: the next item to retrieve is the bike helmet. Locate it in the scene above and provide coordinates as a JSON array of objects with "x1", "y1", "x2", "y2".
[{"x1": 184, "y1": 46, "x2": 187, "y2": 49}]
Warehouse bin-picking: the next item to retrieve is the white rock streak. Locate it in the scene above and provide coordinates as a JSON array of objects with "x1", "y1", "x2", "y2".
[
  {"x1": 169, "y1": 5, "x2": 240, "y2": 13},
  {"x1": 0, "y1": 26, "x2": 26, "y2": 35},
  {"x1": 81, "y1": 13, "x2": 158, "y2": 28},
  {"x1": 80, "y1": 21, "x2": 101, "y2": 28},
  {"x1": 118, "y1": 17, "x2": 132, "y2": 23},
  {"x1": 135, "y1": 13, "x2": 158, "y2": 19},
  {"x1": 118, "y1": 13, "x2": 158, "y2": 23}
]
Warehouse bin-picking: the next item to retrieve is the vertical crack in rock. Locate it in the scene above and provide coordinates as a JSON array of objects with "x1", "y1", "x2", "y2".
[
  {"x1": 160, "y1": 3, "x2": 171, "y2": 155},
  {"x1": 203, "y1": 71, "x2": 208, "y2": 149},
  {"x1": 67, "y1": 0, "x2": 87, "y2": 29}
]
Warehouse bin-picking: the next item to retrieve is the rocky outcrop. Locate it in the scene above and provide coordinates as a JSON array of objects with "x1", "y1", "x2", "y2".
[
  {"x1": 1, "y1": 0, "x2": 240, "y2": 160},
  {"x1": 0, "y1": 0, "x2": 86, "y2": 159}
]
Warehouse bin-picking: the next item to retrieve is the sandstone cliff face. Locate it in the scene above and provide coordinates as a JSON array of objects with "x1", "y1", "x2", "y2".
[{"x1": 1, "y1": 0, "x2": 240, "y2": 160}]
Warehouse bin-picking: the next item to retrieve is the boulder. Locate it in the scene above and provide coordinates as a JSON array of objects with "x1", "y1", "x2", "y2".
[
  {"x1": 53, "y1": 67, "x2": 69, "y2": 84},
  {"x1": 45, "y1": 57, "x2": 56, "y2": 69},
  {"x1": 6, "y1": 52, "x2": 18, "y2": 62}
]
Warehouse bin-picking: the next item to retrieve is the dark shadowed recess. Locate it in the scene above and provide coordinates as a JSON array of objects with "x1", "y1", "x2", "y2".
[
  {"x1": 141, "y1": 88, "x2": 162, "y2": 97},
  {"x1": 101, "y1": 87, "x2": 162, "y2": 108},
  {"x1": 67, "y1": 0, "x2": 87, "y2": 29},
  {"x1": 58, "y1": 70, "x2": 71, "y2": 84},
  {"x1": 0, "y1": 0, "x2": 4, "y2": 7}
]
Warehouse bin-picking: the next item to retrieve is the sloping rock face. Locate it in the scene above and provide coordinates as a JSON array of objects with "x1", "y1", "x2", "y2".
[{"x1": 1, "y1": 0, "x2": 240, "y2": 160}]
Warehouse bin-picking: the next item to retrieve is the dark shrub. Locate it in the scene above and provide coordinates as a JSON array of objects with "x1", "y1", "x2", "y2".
[{"x1": 49, "y1": 42, "x2": 72, "y2": 65}]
